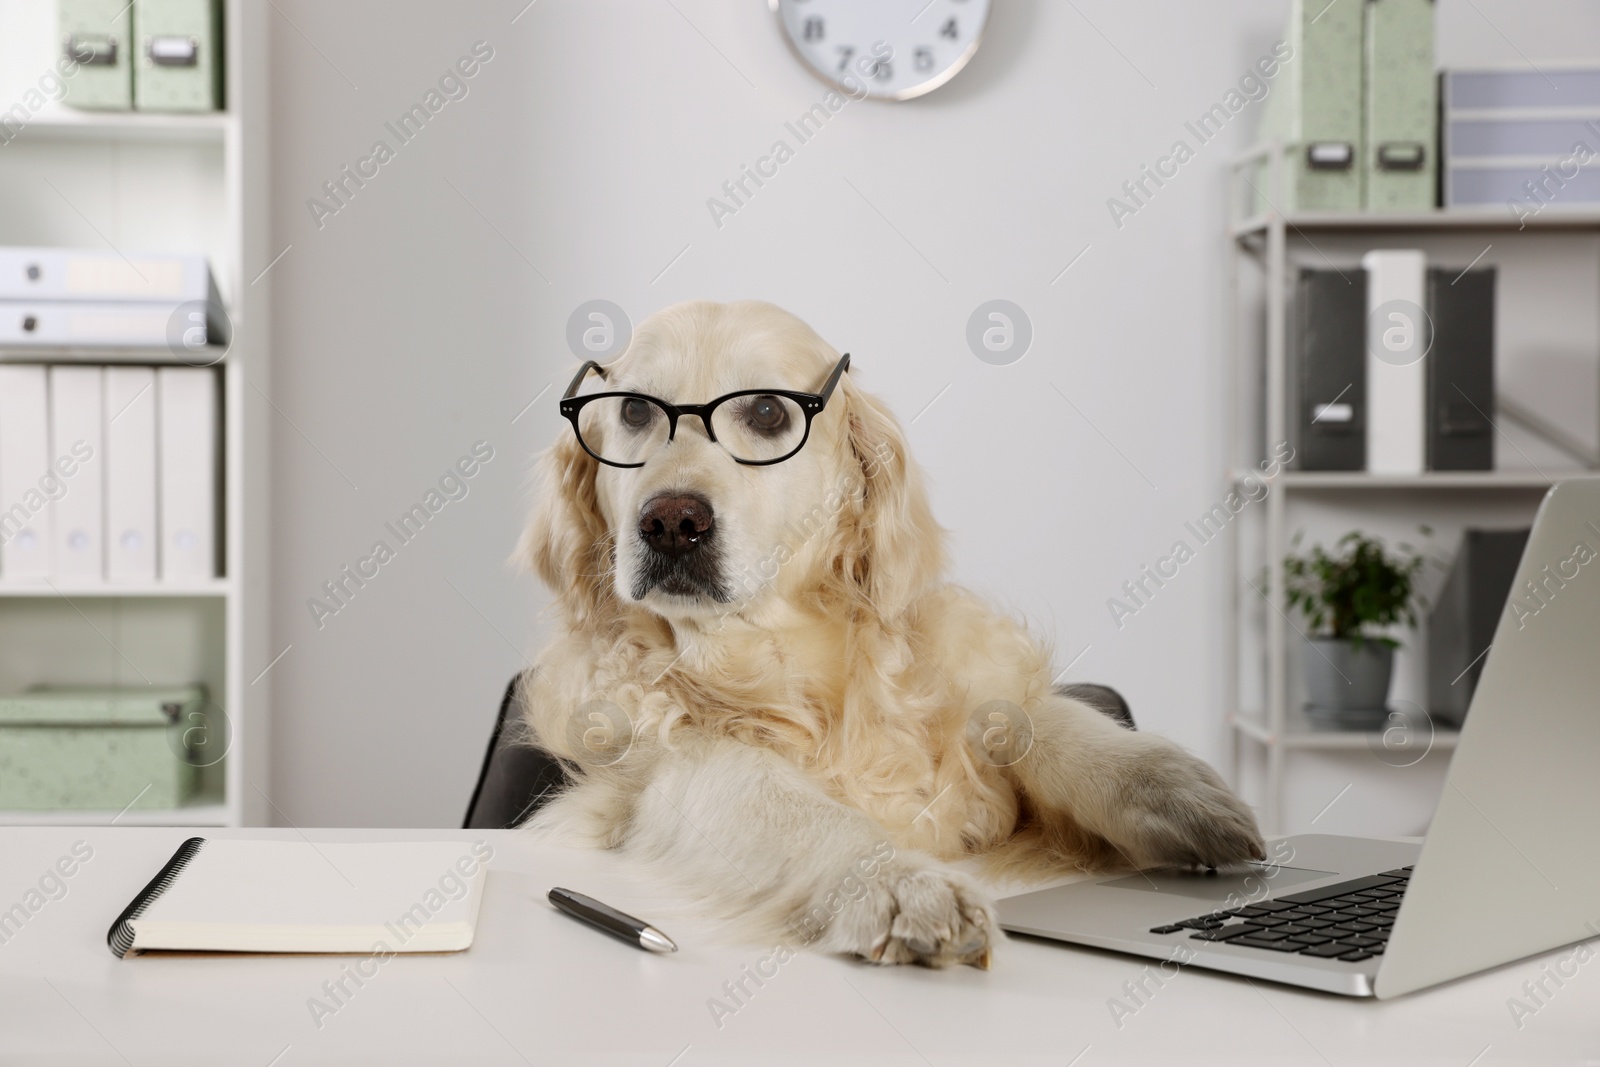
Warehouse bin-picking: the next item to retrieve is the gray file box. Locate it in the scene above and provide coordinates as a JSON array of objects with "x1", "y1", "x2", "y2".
[
  {"x1": 1442, "y1": 67, "x2": 1600, "y2": 209},
  {"x1": 1291, "y1": 267, "x2": 1368, "y2": 470},
  {"x1": 134, "y1": 0, "x2": 223, "y2": 112},
  {"x1": 1429, "y1": 529, "x2": 1529, "y2": 727},
  {"x1": 1426, "y1": 267, "x2": 1495, "y2": 471},
  {"x1": 1446, "y1": 164, "x2": 1600, "y2": 208},
  {"x1": 1444, "y1": 68, "x2": 1600, "y2": 110},
  {"x1": 1448, "y1": 116, "x2": 1600, "y2": 158},
  {"x1": 59, "y1": 0, "x2": 135, "y2": 111}
]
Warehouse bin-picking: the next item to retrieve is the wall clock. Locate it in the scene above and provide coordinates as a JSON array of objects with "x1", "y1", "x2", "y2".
[{"x1": 771, "y1": 0, "x2": 991, "y2": 102}]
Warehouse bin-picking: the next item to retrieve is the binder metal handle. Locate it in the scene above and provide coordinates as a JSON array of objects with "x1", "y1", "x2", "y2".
[
  {"x1": 147, "y1": 35, "x2": 200, "y2": 67},
  {"x1": 1305, "y1": 142, "x2": 1354, "y2": 171},
  {"x1": 1377, "y1": 143, "x2": 1427, "y2": 171},
  {"x1": 64, "y1": 33, "x2": 118, "y2": 66}
]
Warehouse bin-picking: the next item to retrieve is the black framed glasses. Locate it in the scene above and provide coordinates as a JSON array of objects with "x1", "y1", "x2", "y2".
[{"x1": 559, "y1": 352, "x2": 850, "y2": 468}]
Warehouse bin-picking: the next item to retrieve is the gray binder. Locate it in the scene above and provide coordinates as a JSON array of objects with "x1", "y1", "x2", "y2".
[
  {"x1": 1428, "y1": 528, "x2": 1529, "y2": 726},
  {"x1": 1426, "y1": 267, "x2": 1495, "y2": 471},
  {"x1": 1292, "y1": 267, "x2": 1368, "y2": 470}
]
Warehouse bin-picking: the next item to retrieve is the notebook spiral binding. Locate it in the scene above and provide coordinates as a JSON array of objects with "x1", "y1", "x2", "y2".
[{"x1": 107, "y1": 837, "x2": 208, "y2": 958}]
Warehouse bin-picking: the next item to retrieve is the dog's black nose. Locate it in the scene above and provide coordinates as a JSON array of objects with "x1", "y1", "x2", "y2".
[{"x1": 639, "y1": 493, "x2": 715, "y2": 557}]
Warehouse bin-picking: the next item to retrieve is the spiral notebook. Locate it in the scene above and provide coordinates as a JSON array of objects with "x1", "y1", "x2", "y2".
[{"x1": 107, "y1": 838, "x2": 490, "y2": 958}]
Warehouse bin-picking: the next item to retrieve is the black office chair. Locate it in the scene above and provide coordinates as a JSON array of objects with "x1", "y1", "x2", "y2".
[{"x1": 464, "y1": 672, "x2": 1135, "y2": 830}]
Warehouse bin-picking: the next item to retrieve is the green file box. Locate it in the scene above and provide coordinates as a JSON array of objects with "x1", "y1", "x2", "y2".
[
  {"x1": 58, "y1": 0, "x2": 135, "y2": 111},
  {"x1": 134, "y1": 0, "x2": 223, "y2": 112},
  {"x1": 1364, "y1": 0, "x2": 1438, "y2": 211},
  {"x1": 0, "y1": 687, "x2": 203, "y2": 811},
  {"x1": 1254, "y1": 0, "x2": 1365, "y2": 212}
]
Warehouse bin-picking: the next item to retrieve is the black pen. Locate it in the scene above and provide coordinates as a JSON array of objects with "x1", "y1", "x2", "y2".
[{"x1": 547, "y1": 887, "x2": 678, "y2": 953}]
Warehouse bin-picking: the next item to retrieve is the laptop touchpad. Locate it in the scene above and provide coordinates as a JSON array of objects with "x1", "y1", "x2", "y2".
[{"x1": 1101, "y1": 863, "x2": 1336, "y2": 902}]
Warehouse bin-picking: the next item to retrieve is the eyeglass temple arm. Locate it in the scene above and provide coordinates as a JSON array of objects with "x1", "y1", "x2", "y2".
[
  {"x1": 562, "y1": 360, "x2": 606, "y2": 400},
  {"x1": 818, "y1": 352, "x2": 850, "y2": 404}
]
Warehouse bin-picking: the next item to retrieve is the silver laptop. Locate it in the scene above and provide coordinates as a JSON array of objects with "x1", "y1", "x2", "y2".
[{"x1": 998, "y1": 477, "x2": 1600, "y2": 998}]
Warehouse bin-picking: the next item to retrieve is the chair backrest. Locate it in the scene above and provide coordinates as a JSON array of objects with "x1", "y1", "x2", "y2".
[
  {"x1": 462, "y1": 674, "x2": 1134, "y2": 830},
  {"x1": 463, "y1": 674, "x2": 572, "y2": 830}
]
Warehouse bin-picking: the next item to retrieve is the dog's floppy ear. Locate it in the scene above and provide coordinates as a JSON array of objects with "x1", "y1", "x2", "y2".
[
  {"x1": 518, "y1": 429, "x2": 614, "y2": 627},
  {"x1": 838, "y1": 376, "x2": 947, "y2": 621}
]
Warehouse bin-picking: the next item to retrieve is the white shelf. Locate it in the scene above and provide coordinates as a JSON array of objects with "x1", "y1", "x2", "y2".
[
  {"x1": 1233, "y1": 207, "x2": 1600, "y2": 240},
  {"x1": 1230, "y1": 710, "x2": 1461, "y2": 752},
  {"x1": 1231, "y1": 469, "x2": 1582, "y2": 490},
  {"x1": 0, "y1": 345, "x2": 230, "y2": 365},
  {"x1": 0, "y1": 798, "x2": 231, "y2": 827},
  {"x1": 0, "y1": 580, "x2": 231, "y2": 599},
  {"x1": 4, "y1": 108, "x2": 231, "y2": 144}
]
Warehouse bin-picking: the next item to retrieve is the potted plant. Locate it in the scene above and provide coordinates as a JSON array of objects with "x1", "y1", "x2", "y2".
[{"x1": 1280, "y1": 530, "x2": 1427, "y2": 729}]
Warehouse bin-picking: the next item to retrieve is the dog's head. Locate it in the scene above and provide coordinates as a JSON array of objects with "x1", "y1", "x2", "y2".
[{"x1": 522, "y1": 300, "x2": 944, "y2": 629}]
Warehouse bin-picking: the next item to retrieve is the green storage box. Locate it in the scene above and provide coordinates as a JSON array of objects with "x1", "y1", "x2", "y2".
[
  {"x1": 134, "y1": 0, "x2": 223, "y2": 112},
  {"x1": 0, "y1": 687, "x2": 203, "y2": 811},
  {"x1": 1363, "y1": 0, "x2": 1438, "y2": 212},
  {"x1": 1252, "y1": 0, "x2": 1365, "y2": 213},
  {"x1": 59, "y1": 0, "x2": 136, "y2": 111}
]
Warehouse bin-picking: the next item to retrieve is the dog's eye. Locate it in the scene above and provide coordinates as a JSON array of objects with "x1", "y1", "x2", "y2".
[
  {"x1": 620, "y1": 398, "x2": 654, "y2": 429},
  {"x1": 741, "y1": 395, "x2": 790, "y2": 435}
]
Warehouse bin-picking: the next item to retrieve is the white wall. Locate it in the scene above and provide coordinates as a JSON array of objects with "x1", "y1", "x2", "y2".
[{"x1": 265, "y1": 0, "x2": 1600, "y2": 827}]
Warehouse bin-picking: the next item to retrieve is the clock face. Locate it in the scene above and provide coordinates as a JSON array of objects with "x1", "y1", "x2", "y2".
[{"x1": 771, "y1": 0, "x2": 991, "y2": 102}]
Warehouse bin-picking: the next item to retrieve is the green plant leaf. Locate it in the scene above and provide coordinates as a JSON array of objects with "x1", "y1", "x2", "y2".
[{"x1": 1279, "y1": 530, "x2": 1426, "y2": 642}]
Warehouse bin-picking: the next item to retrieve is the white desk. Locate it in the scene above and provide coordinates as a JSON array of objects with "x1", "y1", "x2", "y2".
[{"x1": 1, "y1": 828, "x2": 1594, "y2": 1066}]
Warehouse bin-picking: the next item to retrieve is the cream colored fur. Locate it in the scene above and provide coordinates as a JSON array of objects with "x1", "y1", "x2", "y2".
[{"x1": 518, "y1": 300, "x2": 1263, "y2": 968}]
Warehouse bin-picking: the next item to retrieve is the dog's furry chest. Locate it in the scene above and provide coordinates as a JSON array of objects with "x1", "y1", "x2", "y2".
[
  {"x1": 686, "y1": 687, "x2": 1019, "y2": 859},
  {"x1": 647, "y1": 616, "x2": 1026, "y2": 858}
]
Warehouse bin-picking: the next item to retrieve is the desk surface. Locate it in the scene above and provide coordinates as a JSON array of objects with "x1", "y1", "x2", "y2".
[{"x1": 0, "y1": 827, "x2": 1594, "y2": 1066}]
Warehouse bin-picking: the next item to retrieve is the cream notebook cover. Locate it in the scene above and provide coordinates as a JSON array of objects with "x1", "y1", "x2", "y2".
[{"x1": 108, "y1": 838, "x2": 490, "y2": 957}]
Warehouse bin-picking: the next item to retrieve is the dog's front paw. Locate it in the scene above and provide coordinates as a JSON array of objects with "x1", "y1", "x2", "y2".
[
  {"x1": 1109, "y1": 740, "x2": 1265, "y2": 869},
  {"x1": 802, "y1": 858, "x2": 998, "y2": 969}
]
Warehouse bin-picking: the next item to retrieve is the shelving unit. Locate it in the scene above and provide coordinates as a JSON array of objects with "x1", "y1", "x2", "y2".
[
  {"x1": 1230, "y1": 469, "x2": 1564, "y2": 490},
  {"x1": 0, "y1": 2, "x2": 269, "y2": 827},
  {"x1": 1, "y1": 344, "x2": 228, "y2": 365},
  {"x1": 0, "y1": 580, "x2": 232, "y2": 598},
  {"x1": 1225, "y1": 140, "x2": 1598, "y2": 836},
  {"x1": 1233, "y1": 207, "x2": 1600, "y2": 238},
  {"x1": 1230, "y1": 708, "x2": 1460, "y2": 752},
  {"x1": 4, "y1": 110, "x2": 232, "y2": 140},
  {"x1": 0, "y1": 799, "x2": 233, "y2": 828}
]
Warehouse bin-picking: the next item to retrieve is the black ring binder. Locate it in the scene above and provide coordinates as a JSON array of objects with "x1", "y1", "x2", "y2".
[{"x1": 106, "y1": 836, "x2": 208, "y2": 958}]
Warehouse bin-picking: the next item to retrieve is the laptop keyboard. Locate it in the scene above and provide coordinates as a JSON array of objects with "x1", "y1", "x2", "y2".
[{"x1": 1148, "y1": 866, "x2": 1412, "y2": 963}]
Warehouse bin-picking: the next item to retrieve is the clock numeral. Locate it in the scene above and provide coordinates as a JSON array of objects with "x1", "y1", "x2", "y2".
[
  {"x1": 835, "y1": 45, "x2": 854, "y2": 72},
  {"x1": 940, "y1": 17, "x2": 959, "y2": 39},
  {"x1": 914, "y1": 46, "x2": 933, "y2": 72},
  {"x1": 869, "y1": 59, "x2": 892, "y2": 81},
  {"x1": 803, "y1": 16, "x2": 824, "y2": 41}
]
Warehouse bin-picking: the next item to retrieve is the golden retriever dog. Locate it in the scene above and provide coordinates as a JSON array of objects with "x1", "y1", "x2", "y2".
[{"x1": 518, "y1": 300, "x2": 1264, "y2": 968}]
